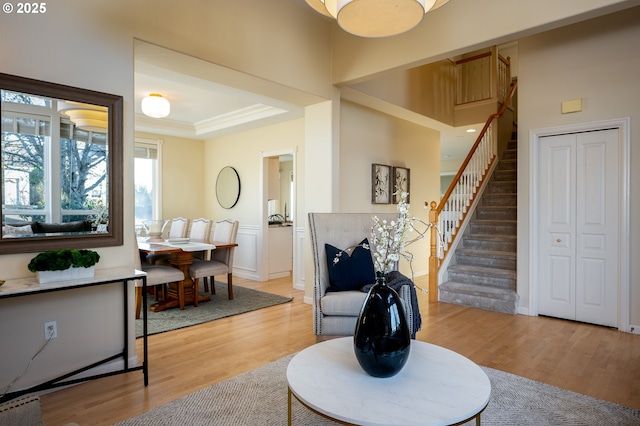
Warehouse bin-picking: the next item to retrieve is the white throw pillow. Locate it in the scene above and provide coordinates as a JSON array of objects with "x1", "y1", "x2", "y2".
[{"x1": 2, "y1": 225, "x2": 33, "y2": 235}]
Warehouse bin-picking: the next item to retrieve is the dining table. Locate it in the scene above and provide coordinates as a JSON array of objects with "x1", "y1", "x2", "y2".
[{"x1": 137, "y1": 238, "x2": 218, "y2": 312}]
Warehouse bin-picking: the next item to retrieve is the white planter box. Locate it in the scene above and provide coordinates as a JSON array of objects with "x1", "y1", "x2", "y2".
[{"x1": 37, "y1": 266, "x2": 95, "y2": 284}]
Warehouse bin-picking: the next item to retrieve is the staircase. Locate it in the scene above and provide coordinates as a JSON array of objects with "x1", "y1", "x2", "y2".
[{"x1": 439, "y1": 133, "x2": 519, "y2": 314}]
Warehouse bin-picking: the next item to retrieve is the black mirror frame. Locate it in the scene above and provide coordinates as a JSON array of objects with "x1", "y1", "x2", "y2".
[
  {"x1": 216, "y1": 166, "x2": 241, "y2": 209},
  {"x1": 0, "y1": 72, "x2": 123, "y2": 254}
]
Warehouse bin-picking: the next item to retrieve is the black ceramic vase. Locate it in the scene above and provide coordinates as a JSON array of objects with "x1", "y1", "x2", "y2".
[{"x1": 354, "y1": 272, "x2": 411, "y2": 378}]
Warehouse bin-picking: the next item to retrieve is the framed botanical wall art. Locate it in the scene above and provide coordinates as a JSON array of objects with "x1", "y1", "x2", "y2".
[
  {"x1": 371, "y1": 164, "x2": 391, "y2": 204},
  {"x1": 392, "y1": 166, "x2": 410, "y2": 203}
]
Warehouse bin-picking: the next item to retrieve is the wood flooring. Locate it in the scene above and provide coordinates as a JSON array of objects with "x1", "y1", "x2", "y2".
[{"x1": 40, "y1": 275, "x2": 640, "y2": 425}]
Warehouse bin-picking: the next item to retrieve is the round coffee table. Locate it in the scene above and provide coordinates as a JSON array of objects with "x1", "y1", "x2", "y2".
[{"x1": 287, "y1": 337, "x2": 491, "y2": 425}]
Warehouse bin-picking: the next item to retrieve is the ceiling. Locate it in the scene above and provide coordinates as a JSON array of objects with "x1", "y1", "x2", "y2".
[
  {"x1": 134, "y1": 37, "x2": 482, "y2": 161},
  {"x1": 135, "y1": 49, "x2": 305, "y2": 140}
]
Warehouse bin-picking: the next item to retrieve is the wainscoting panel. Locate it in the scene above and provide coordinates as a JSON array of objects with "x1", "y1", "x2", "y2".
[
  {"x1": 293, "y1": 227, "x2": 305, "y2": 291},
  {"x1": 233, "y1": 225, "x2": 261, "y2": 281}
]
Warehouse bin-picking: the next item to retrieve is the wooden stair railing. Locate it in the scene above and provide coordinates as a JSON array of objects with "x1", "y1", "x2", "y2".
[
  {"x1": 427, "y1": 81, "x2": 518, "y2": 302},
  {"x1": 455, "y1": 46, "x2": 511, "y2": 105}
]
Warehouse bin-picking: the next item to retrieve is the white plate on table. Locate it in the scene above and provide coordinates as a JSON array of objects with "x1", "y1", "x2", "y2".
[{"x1": 167, "y1": 238, "x2": 190, "y2": 245}]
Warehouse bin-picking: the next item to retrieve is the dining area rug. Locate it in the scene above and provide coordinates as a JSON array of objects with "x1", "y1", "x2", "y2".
[
  {"x1": 136, "y1": 281, "x2": 292, "y2": 337},
  {"x1": 116, "y1": 354, "x2": 640, "y2": 426}
]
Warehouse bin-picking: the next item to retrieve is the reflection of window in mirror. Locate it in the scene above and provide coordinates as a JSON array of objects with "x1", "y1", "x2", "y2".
[
  {"x1": 134, "y1": 138, "x2": 162, "y2": 229},
  {"x1": 1, "y1": 89, "x2": 109, "y2": 236}
]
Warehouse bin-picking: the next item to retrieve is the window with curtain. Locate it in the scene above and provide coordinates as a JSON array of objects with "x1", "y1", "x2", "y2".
[{"x1": 134, "y1": 138, "x2": 162, "y2": 228}]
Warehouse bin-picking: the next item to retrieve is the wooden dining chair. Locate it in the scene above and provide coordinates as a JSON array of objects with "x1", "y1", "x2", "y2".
[
  {"x1": 189, "y1": 220, "x2": 239, "y2": 299},
  {"x1": 134, "y1": 235, "x2": 185, "y2": 319}
]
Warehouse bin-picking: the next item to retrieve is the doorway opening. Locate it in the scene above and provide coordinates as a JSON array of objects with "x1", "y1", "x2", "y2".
[{"x1": 262, "y1": 149, "x2": 297, "y2": 285}]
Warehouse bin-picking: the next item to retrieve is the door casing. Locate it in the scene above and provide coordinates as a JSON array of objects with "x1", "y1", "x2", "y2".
[{"x1": 529, "y1": 117, "x2": 630, "y2": 331}]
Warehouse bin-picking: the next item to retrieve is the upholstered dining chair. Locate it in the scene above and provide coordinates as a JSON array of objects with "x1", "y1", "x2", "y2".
[
  {"x1": 134, "y1": 235, "x2": 185, "y2": 319},
  {"x1": 189, "y1": 218, "x2": 212, "y2": 242},
  {"x1": 188, "y1": 217, "x2": 213, "y2": 263},
  {"x1": 146, "y1": 217, "x2": 191, "y2": 265},
  {"x1": 168, "y1": 217, "x2": 189, "y2": 239},
  {"x1": 189, "y1": 219, "x2": 239, "y2": 299}
]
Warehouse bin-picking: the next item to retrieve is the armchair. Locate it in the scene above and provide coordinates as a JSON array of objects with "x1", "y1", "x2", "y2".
[{"x1": 308, "y1": 212, "x2": 417, "y2": 337}]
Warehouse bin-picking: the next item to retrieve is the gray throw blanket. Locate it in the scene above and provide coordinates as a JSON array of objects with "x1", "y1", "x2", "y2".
[{"x1": 361, "y1": 271, "x2": 422, "y2": 339}]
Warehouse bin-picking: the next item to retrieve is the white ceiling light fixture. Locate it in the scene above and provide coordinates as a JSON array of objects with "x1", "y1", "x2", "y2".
[
  {"x1": 141, "y1": 93, "x2": 170, "y2": 118},
  {"x1": 305, "y1": 0, "x2": 450, "y2": 38}
]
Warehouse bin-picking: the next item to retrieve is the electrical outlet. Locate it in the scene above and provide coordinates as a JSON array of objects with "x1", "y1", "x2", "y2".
[{"x1": 44, "y1": 321, "x2": 57, "y2": 339}]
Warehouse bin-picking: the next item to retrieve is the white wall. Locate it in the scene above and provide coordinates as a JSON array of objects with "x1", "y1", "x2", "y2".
[
  {"x1": 0, "y1": 2, "x2": 136, "y2": 392},
  {"x1": 136, "y1": 132, "x2": 205, "y2": 222},
  {"x1": 0, "y1": 0, "x2": 330, "y2": 393},
  {"x1": 204, "y1": 119, "x2": 306, "y2": 281},
  {"x1": 517, "y1": 7, "x2": 640, "y2": 327},
  {"x1": 339, "y1": 101, "x2": 441, "y2": 277}
]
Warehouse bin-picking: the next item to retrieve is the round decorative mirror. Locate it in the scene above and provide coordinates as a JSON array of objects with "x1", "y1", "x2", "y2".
[{"x1": 216, "y1": 166, "x2": 241, "y2": 209}]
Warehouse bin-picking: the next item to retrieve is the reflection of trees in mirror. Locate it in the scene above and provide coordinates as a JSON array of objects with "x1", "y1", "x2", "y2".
[
  {"x1": 1, "y1": 89, "x2": 108, "y2": 229},
  {"x1": 87, "y1": 199, "x2": 108, "y2": 229}
]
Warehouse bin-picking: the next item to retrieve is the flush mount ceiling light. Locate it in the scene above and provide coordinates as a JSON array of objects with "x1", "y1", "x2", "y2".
[
  {"x1": 305, "y1": 0, "x2": 450, "y2": 37},
  {"x1": 141, "y1": 93, "x2": 170, "y2": 118},
  {"x1": 58, "y1": 101, "x2": 108, "y2": 132}
]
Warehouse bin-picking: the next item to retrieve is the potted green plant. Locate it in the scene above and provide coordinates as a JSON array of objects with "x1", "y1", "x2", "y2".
[{"x1": 28, "y1": 249, "x2": 100, "y2": 284}]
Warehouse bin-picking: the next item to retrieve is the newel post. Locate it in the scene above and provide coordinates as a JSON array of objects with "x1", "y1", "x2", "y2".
[{"x1": 428, "y1": 201, "x2": 439, "y2": 303}]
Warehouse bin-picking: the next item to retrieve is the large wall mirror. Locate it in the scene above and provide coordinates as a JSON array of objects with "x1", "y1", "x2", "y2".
[{"x1": 0, "y1": 72, "x2": 123, "y2": 254}]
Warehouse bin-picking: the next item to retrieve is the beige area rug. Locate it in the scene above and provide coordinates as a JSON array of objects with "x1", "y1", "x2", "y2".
[
  {"x1": 0, "y1": 395, "x2": 44, "y2": 426},
  {"x1": 136, "y1": 281, "x2": 292, "y2": 337},
  {"x1": 116, "y1": 354, "x2": 640, "y2": 426}
]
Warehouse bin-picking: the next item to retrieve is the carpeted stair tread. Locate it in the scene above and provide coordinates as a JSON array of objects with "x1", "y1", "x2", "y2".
[
  {"x1": 448, "y1": 264, "x2": 516, "y2": 280},
  {"x1": 471, "y1": 218, "x2": 517, "y2": 225},
  {"x1": 457, "y1": 248, "x2": 516, "y2": 260},
  {"x1": 496, "y1": 160, "x2": 516, "y2": 169},
  {"x1": 464, "y1": 233, "x2": 517, "y2": 241},
  {"x1": 476, "y1": 206, "x2": 517, "y2": 220},
  {"x1": 456, "y1": 248, "x2": 516, "y2": 269},
  {"x1": 481, "y1": 192, "x2": 516, "y2": 196},
  {"x1": 486, "y1": 181, "x2": 517, "y2": 193},
  {"x1": 477, "y1": 205, "x2": 517, "y2": 211},
  {"x1": 440, "y1": 281, "x2": 518, "y2": 299},
  {"x1": 440, "y1": 281, "x2": 519, "y2": 314}
]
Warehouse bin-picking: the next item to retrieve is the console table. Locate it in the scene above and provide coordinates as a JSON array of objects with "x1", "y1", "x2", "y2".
[{"x1": 0, "y1": 267, "x2": 148, "y2": 403}]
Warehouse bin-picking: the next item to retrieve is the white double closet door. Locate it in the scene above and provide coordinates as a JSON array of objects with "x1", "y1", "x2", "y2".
[{"x1": 537, "y1": 129, "x2": 619, "y2": 327}]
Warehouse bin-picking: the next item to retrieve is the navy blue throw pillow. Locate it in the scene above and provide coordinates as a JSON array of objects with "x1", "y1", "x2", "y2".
[{"x1": 325, "y1": 238, "x2": 375, "y2": 292}]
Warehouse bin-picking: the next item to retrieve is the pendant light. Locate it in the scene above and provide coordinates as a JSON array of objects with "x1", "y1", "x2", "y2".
[
  {"x1": 306, "y1": 0, "x2": 450, "y2": 37},
  {"x1": 58, "y1": 101, "x2": 108, "y2": 132}
]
